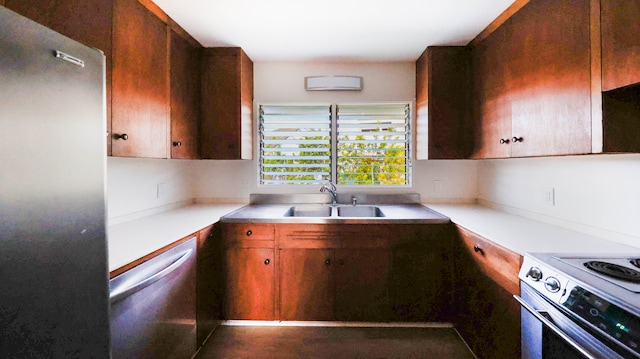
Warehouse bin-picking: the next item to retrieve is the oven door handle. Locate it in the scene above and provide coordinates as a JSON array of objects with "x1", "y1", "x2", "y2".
[{"x1": 514, "y1": 295, "x2": 597, "y2": 359}]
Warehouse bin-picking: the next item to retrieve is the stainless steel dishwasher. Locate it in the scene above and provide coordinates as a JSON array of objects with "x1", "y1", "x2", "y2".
[{"x1": 110, "y1": 237, "x2": 197, "y2": 358}]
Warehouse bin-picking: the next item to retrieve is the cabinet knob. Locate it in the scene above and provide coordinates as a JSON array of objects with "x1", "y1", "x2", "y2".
[
  {"x1": 325, "y1": 259, "x2": 331, "y2": 266},
  {"x1": 512, "y1": 136, "x2": 523, "y2": 143},
  {"x1": 499, "y1": 138, "x2": 510, "y2": 144},
  {"x1": 246, "y1": 230, "x2": 252, "y2": 237},
  {"x1": 264, "y1": 259, "x2": 270, "y2": 265},
  {"x1": 173, "y1": 141, "x2": 182, "y2": 147},
  {"x1": 115, "y1": 133, "x2": 128, "y2": 141},
  {"x1": 473, "y1": 245, "x2": 485, "y2": 255}
]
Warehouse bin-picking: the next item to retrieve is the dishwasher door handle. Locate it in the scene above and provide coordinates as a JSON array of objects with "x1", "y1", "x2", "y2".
[
  {"x1": 110, "y1": 248, "x2": 193, "y2": 304},
  {"x1": 514, "y1": 295, "x2": 597, "y2": 359}
]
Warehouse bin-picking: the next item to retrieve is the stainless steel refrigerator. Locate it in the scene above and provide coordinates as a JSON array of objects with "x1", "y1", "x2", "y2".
[{"x1": 0, "y1": 6, "x2": 110, "y2": 358}]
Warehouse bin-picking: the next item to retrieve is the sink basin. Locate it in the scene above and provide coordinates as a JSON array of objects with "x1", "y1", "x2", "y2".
[
  {"x1": 337, "y1": 206, "x2": 385, "y2": 218},
  {"x1": 284, "y1": 205, "x2": 332, "y2": 217}
]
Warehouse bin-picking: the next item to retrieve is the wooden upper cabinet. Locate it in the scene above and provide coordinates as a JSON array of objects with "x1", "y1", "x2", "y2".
[
  {"x1": 201, "y1": 47, "x2": 254, "y2": 160},
  {"x1": 471, "y1": 0, "x2": 592, "y2": 158},
  {"x1": 471, "y1": 21, "x2": 513, "y2": 159},
  {"x1": 601, "y1": 0, "x2": 640, "y2": 91},
  {"x1": 170, "y1": 30, "x2": 201, "y2": 159},
  {"x1": 415, "y1": 47, "x2": 472, "y2": 159},
  {"x1": 111, "y1": 0, "x2": 169, "y2": 158},
  {"x1": 508, "y1": 0, "x2": 591, "y2": 157},
  {"x1": 5, "y1": 0, "x2": 113, "y2": 154}
]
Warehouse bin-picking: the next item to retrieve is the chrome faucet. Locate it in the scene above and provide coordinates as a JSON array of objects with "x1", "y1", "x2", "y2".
[{"x1": 319, "y1": 182, "x2": 338, "y2": 204}]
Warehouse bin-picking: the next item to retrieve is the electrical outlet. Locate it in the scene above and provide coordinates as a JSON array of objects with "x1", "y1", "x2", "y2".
[
  {"x1": 434, "y1": 180, "x2": 443, "y2": 193},
  {"x1": 544, "y1": 187, "x2": 555, "y2": 206},
  {"x1": 157, "y1": 183, "x2": 166, "y2": 199}
]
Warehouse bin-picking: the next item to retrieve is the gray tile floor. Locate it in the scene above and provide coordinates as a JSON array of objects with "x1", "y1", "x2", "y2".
[{"x1": 195, "y1": 325, "x2": 476, "y2": 359}]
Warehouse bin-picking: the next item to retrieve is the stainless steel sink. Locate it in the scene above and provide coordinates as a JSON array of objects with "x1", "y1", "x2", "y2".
[
  {"x1": 337, "y1": 206, "x2": 385, "y2": 218},
  {"x1": 284, "y1": 205, "x2": 332, "y2": 217}
]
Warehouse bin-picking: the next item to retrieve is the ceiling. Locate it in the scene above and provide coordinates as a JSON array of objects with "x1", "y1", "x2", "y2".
[{"x1": 152, "y1": 0, "x2": 515, "y2": 62}]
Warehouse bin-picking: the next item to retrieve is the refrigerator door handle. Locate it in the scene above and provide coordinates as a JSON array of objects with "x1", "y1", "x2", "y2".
[
  {"x1": 110, "y1": 247, "x2": 193, "y2": 303},
  {"x1": 55, "y1": 50, "x2": 85, "y2": 67}
]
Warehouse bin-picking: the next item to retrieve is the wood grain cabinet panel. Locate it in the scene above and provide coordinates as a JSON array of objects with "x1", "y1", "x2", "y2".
[
  {"x1": 334, "y1": 249, "x2": 390, "y2": 321},
  {"x1": 471, "y1": 0, "x2": 592, "y2": 158},
  {"x1": 223, "y1": 223, "x2": 275, "y2": 241},
  {"x1": 111, "y1": 0, "x2": 169, "y2": 158},
  {"x1": 170, "y1": 29, "x2": 201, "y2": 159},
  {"x1": 415, "y1": 47, "x2": 472, "y2": 159},
  {"x1": 200, "y1": 47, "x2": 253, "y2": 160},
  {"x1": 601, "y1": 0, "x2": 640, "y2": 91},
  {"x1": 223, "y1": 247, "x2": 275, "y2": 320},
  {"x1": 5, "y1": 0, "x2": 113, "y2": 154},
  {"x1": 454, "y1": 225, "x2": 522, "y2": 359},
  {"x1": 196, "y1": 224, "x2": 220, "y2": 346},
  {"x1": 279, "y1": 248, "x2": 334, "y2": 321}
]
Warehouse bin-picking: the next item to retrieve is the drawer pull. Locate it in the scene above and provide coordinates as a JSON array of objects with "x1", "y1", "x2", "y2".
[
  {"x1": 246, "y1": 230, "x2": 252, "y2": 237},
  {"x1": 264, "y1": 259, "x2": 270, "y2": 265},
  {"x1": 473, "y1": 245, "x2": 485, "y2": 255},
  {"x1": 325, "y1": 259, "x2": 331, "y2": 266}
]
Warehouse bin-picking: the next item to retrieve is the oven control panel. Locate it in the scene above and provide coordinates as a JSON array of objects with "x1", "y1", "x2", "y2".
[
  {"x1": 519, "y1": 257, "x2": 568, "y2": 304},
  {"x1": 560, "y1": 284, "x2": 640, "y2": 357}
]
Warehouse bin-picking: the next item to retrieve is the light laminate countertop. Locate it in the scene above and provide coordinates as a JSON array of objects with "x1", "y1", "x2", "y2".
[
  {"x1": 427, "y1": 203, "x2": 639, "y2": 256},
  {"x1": 108, "y1": 203, "x2": 245, "y2": 272}
]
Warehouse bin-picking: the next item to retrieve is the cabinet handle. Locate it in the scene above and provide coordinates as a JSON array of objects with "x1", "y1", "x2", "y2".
[
  {"x1": 264, "y1": 259, "x2": 270, "y2": 265},
  {"x1": 499, "y1": 138, "x2": 510, "y2": 144},
  {"x1": 325, "y1": 259, "x2": 331, "y2": 266},
  {"x1": 115, "y1": 133, "x2": 128, "y2": 141},
  {"x1": 173, "y1": 141, "x2": 182, "y2": 147},
  {"x1": 473, "y1": 245, "x2": 485, "y2": 255},
  {"x1": 512, "y1": 136, "x2": 523, "y2": 143},
  {"x1": 246, "y1": 230, "x2": 252, "y2": 237}
]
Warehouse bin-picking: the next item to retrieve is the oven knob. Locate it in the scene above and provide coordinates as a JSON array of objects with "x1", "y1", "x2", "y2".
[
  {"x1": 544, "y1": 277, "x2": 561, "y2": 293},
  {"x1": 526, "y1": 267, "x2": 543, "y2": 281}
]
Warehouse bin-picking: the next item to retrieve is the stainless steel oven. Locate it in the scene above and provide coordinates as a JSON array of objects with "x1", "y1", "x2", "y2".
[{"x1": 517, "y1": 253, "x2": 640, "y2": 359}]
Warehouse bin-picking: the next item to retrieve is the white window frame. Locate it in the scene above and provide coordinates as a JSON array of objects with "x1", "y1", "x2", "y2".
[{"x1": 257, "y1": 102, "x2": 413, "y2": 188}]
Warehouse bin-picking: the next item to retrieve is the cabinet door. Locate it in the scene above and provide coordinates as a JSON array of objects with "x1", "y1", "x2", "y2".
[
  {"x1": 112, "y1": 0, "x2": 169, "y2": 158},
  {"x1": 200, "y1": 48, "x2": 253, "y2": 159},
  {"x1": 334, "y1": 249, "x2": 390, "y2": 321},
  {"x1": 601, "y1": 0, "x2": 640, "y2": 91},
  {"x1": 5, "y1": 0, "x2": 113, "y2": 154},
  {"x1": 509, "y1": 0, "x2": 591, "y2": 157},
  {"x1": 279, "y1": 249, "x2": 334, "y2": 321},
  {"x1": 170, "y1": 30, "x2": 200, "y2": 159},
  {"x1": 223, "y1": 248, "x2": 275, "y2": 320},
  {"x1": 471, "y1": 20, "x2": 513, "y2": 159}
]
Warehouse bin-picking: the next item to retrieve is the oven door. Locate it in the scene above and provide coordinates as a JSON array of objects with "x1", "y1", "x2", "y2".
[{"x1": 516, "y1": 283, "x2": 627, "y2": 359}]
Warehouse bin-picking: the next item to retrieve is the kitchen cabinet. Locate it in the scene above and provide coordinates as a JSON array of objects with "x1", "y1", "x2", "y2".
[
  {"x1": 111, "y1": 0, "x2": 169, "y2": 158},
  {"x1": 279, "y1": 248, "x2": 334, "y2": 320},
  {"x1": 471, "y1": 0, "x2": 592, "y2": 158},
  {"x1": 601, "y1": 0, "x2": 640, "y2": 91},
  {"x1": 200, "y1": 47, "x2": 253, "y2": 159},
  {"x1": 170, "y1": 29, "x2": 201, "y2": 159},
  {"x1": 4, "y1": 0, "x2": 113, "y2": 154},
  {"x1": 275, "y1": 223, "x2": 452, "y2": 322},
  {"x1": 222, "y1": 224, "x2": 275, "y2": 320},
  {"x1": 196, "y1": 224, "x2": 221, "y2": 346},
  {"x1": 415, "y1": 46, "x2": 472, "y2": 159},
  {"x1": 453, "y1": 225, "x2": 522, "y2": 359}
]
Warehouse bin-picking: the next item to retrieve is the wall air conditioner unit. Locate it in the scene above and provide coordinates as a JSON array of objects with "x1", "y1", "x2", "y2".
[{"x1": 304, "y1": 76, "x2": 363, "y2": 91}]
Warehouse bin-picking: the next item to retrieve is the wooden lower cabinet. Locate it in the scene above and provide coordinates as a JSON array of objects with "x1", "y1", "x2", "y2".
[
  {"x1": 454, "y1": 225, "x2": 522, "y2": 359},
  {"x1": 223, "y1": 247, "x2": 275, "y2": 320},
  {"x1": 334, "y1": 249, "x2": 390, "y2": 321},
  {"x1": 279, "y1": 249, "x2": 334, "y2": 320}
]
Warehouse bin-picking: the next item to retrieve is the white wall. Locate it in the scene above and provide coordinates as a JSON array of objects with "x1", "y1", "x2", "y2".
[
  {"x1": 477, "y1": 154, "x2": 640, "y2": 248},
  {"x1": 191, "y1": 61, "x2": 479, "y2": 203},
  {"x1": 107, "y1": 157, "x2": 194, "y2": 223}
]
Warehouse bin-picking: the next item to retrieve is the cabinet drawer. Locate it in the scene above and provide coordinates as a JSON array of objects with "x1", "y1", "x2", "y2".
[
  {"x1": 456, "y1": 225, "x2": 522, "y2": 295},
  {"x1": 223, "y1": 223, "x2": 274, "y2": 241}
]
